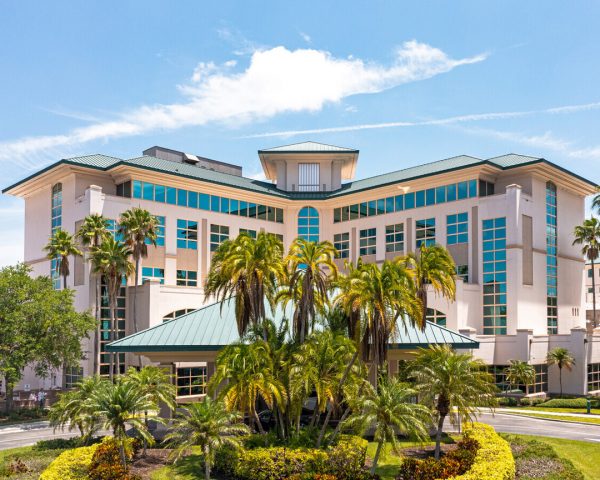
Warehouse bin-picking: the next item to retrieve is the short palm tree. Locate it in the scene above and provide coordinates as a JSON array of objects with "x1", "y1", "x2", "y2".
[
  {"x1": 49, "y1": 375, "x2": 105, "y2": 444},
  {"x1": 87, "y1": 379, "x2": 156, "y2": 467},
  {"x1": 546, "y1": 347, "x2": 575, "y2": 397},
  {"x1": 205, "y1": 232, "x2": 284, "y2": 338},
  {"x1": 118, "y1": 208, "x2": 159, "y2": 340},
  {"x1": 209, "y1": 340, "x2": 285, "y2": 435},
  {"x1": 89, "y1": 236, "x2": 133, "y2": 379},
  {"x1": 345, "y1": 376, "x2": 431, "y2": 474},
  {"x1": 165, "y1": 398, "x2": 250, "y2": 480},
  {"x1": 411, "y1": 345, "x2": 497, "y2": 459},
  {"x1": 335, "y1": 259, "x2": 421, "y2": 378},
  {"x1": 44, "y1": 228, "x2": 82, "y2": 289},
  {"x1": 504, "y1": 360, "x2": 536, "y2": 394},
  {"x1": 281, "y1": 238, "x2": 338, "y2": 343},
  {"x1": 403, "y1": 244, "x2": 456, "y2": 327},
  {"x1": 78, "y1": 214, "x2": 110, "y2": 374},
  {"x1": 125, "y1": 366, "x2": 176, "y2": 453},
  {"x1": 573, "y1": 218, "x2": 600, "y2": 328}
]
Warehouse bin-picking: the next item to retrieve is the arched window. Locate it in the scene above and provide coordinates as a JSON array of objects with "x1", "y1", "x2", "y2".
[
  {"x1": 297, "y1": 206, "x2": 319, "y2": 242},
  {"x1": 426, "y1": 308, "x2": 446, "y2": 327},
  {"x1": 162, "y1": 308, "x2": 196, "y2": 322}
]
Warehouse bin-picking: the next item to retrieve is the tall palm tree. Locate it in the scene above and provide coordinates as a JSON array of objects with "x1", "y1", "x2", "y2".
[
  {"x1": 573, "y1": 218, "x2": 600, "y2": 328},
  {"x1": 345, "y1": 376, "x2": 431, "y2": 474},
  {"x1": 165, "y1": 398, "x2": 250, "y2": 480},
  {"x1": 87, "y1": 379, "x2": 157, "y2": 467},
  {"x1": 125, "y1": 366, "x2": 176, "y2": 454},
  {"x1": 49, "y1": 375, "x2": 105, "y2": 444},
  {"x1": 403, "y1": 244, "x2": 456, "y2": 327},
  {"x1": 78, "y1": 214, "x2": 110, "y2": 374},
  {"x1": 335, "y1": 260, "x2": 421, "y2": 378},
  {"x1": 118, "y1": 208, "x2": 159, "y2": 342},
  {"x1": 504, "y1": 359, "x2": 536, "y2": 394},
  {"x1": 410, "y1": 345, "x2": 497, "y2": 459},
  {"x1": 546, "y1": 347, "x2": 575, "y2": 397},
  {"x1": 89, "y1": 237, "x2": 133, "y2": 379},
  {"x1": 205, "y1": 232, "x2": 284, "y2": 338},
  {"x1": 44, "y1": 228, "x2": 82, "y2": 289},
  {"x1": 209, "y1": 340, "x2": 285, "y2": 435},
  {"x1": 280, "y1": 238, "x2": 338, "y2": 343}
]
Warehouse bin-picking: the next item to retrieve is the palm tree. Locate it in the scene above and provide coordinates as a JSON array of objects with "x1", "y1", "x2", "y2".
[
  {"x1": 89, "y1": 237, "x2": 133, "y2": 379},
  {"x1": 44, "y1": 228, "x2": 82, "y2": 289},
  {"x1": 411, "y1": 345, "x2": 497, "y2": 459},
  {"x1": 335, "y1": 259, "x2": 422, "y2": 378},
  {"x1": 118, "y1": 208, "x2": 159, "y2": 342},
  {"x1": 87, "y1": 379, "x2": 156, "y2": 467},
  {"x1": 403, "y1": 244, "x2": 456, "y2": 327},
  {"x1": 165, "y1": 398, "x2": 250, "y2": 480},
  {"x1": 209, "y1": 340, "x2": 286, "y2": 435},
  {"x1": 125, "y1": 366, "x2": 176, "y2": 454},
  {"x1": 49, "y1": 375, "x2": 105, "y2": 444},
  {"x1": 546, "y1": 347, "x2": 575, "y2": 397},
  {"x1": 290, "y1": 330, "x2": 358, "y2": 446},
  {"x1": 78, "y1": 214, "x2": 110, "y2": 374},
  {"x1": 504, "y1": 359, "x2": 536, "y2": 394},
  {"x1": 205, "y1": 232, "x2": 284, "y2": 338},
  {"x1": 573, "y1": 218, "x2": 600, "y2": 328},
  {"x1": 280, "y1": 238, "x2": 338, "y2": 343},
  {"x1": 345, "y1": 376, "x2": 431, "y2": 474}
]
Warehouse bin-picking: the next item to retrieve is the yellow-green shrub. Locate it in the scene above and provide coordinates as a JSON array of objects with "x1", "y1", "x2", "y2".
[
  {"x1": 448, "y1": 423, "x2": 515, "y2": 480},
  {"x1": 235, "y1": 447, "x2": 329, "y2": 480},
  {"x1": 39, "y1": 444, "x2": 99, "y2": 480}
]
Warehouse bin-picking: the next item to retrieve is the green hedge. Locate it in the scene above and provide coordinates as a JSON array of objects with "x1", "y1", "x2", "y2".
[
  {"x1": 538, "y1": 398, "x2": 599, "y2": 409},
  {"x1": 448, "y1": 423, "x2": 515, "y2": 480},
  {"x1": 39, "y1": 444, "x2": 99, "y2": 480}
]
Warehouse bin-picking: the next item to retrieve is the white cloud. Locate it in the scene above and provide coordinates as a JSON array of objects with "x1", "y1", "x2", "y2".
[{"x1": 0, "y1": 42, "x2": 486, "y2": 168}]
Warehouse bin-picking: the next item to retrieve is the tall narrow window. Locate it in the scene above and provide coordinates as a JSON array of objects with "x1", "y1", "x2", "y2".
[
  {"x1": 298, "y1": 163, "x2": 320, "y2": 192},
  {"x1": 385, "y1": 224, "x2": 404, "y2": 253},
  {"x1": 359, "y1": 228, "x2": 377, "y2": 256},
  {"x1": 447, "y1": 212, "x2": 468, "y2": 245},
  {"x1": 482, "y1": 217, "x2": 507, "y2": 335},
  {"x1": 177, "y1": 220, "x2": 198, "y2": 250},
  {"x1": 99, "y1": 276, "x2": 126, "y2": 377},
  {"x1": 415, "y1": 218, "x2": 435, "y2": 248},
  {"x1": 297, "y1": 206, "x2": 319, "y2": 242},
  {"x1": 334, "y1": 232, "x2": 350, "y2": 259},
  {"x1": 210, "y1": 224, "x2": 229, "y2": 252},
  {"x1": 50, "y1": 183, "x2": 62, "y2": 289},
  {"x1": 546, "y1": 182, "x2": 558, "y2": 334}
]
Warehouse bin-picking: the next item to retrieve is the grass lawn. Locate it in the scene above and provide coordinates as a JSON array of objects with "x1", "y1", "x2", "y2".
[
  {"x1": 505, "y1": 411, "x2": 600, "y2": 425},
  {"x1": 0, "y1": 445, "x2": 64, "y2": 480},
  {"x1": 502, "y1": 434, "x2": 598, "y2": 480},
  {"x1": 150, "y1": 447, "x2": 205, "y2": 480}
]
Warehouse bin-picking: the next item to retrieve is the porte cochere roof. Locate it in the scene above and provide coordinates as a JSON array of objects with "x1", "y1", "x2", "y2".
[{"x1": 106, "y1": 298, "x2": 479, "y2": 353}]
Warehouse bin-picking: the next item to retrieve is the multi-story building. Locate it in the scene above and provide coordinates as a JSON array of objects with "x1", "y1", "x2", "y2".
[{"x1": 3, "y1": 142, "x2": 600, "y2": 396}]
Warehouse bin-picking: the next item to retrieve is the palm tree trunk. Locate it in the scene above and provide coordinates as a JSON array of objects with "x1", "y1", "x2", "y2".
[
  {"x1": 592, "y1": 258, "x2": 597, "y2": 328},
  {"x1": 204, "y1": 444, "x2": 211, "y2": 480},
  {"x1": 371, "y1": 441, "x2": 383, "y2": 475},
  {"x1": 134, "y1": 257, "x2": 142, "y2": 368},
  {"x1": 143, "y1": 411, "x2": 148, "y2": 455},
  {"x1": 316, "y1": 402, "x2": 332, "y2": 448},
  {"x1": 119, "y1": 437, "x2": 127, "y2": 467},
  {"x1": 327, "y1": 405, "x2": 350, "y2": 446},
  {"x1": 559, "y1": 367, "x2": 563, "y2": 397},
  {"x1": 434, "y1": 414, "x2": 446, "y2": 460},
  {"x1": 253, "y1": 409, "x2": 266, "y2": 435},
  {"x1": 4, "y1": 378, "x2": 13, "y2": 414},
  {"x1": 63, "y1": 272, "x2": 68, "y2": 290}
]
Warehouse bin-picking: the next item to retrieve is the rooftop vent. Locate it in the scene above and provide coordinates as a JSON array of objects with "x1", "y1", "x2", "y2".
[{"x1": 143, "y1": 146, "x2": 243, "y2": 176}]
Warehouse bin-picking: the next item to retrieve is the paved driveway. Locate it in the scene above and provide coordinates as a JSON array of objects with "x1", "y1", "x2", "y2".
[{"x1": 0, "y1": 421, "x2": 109, "y2": 450}]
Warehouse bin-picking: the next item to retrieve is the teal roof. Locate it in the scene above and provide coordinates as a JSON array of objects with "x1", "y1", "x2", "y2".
[
  {"x1": 259, "y1": 141, "x2": 358, "y2": 153},
  {"x1": 106, "y1": 299, "x2": 479, "y2": 353},
  {"x1": 3, "y1": 147, "x2": 595, "y2": 196}
]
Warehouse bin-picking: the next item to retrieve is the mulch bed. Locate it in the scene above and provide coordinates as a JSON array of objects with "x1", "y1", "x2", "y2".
[
  {"x1": 130, "y1": 449, "x2": 173, "y2": 479},
  {"x1": 401, "y1": 443, "x2": 458, "y2": 459}
]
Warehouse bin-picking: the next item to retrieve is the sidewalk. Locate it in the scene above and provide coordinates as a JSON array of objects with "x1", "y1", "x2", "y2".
[{"x1": 496, "y1": 408, "x2": 599, "y2": 418}]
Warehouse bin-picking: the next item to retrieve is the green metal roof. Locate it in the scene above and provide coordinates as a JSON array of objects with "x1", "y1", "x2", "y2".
[
  {"x1": 3, "y1": 148, "x2": 596, "y2": 196},
  {"x1": 258, "y1": 141, "x2": 358, "y2": 153},
  {"x1": 106, "y1": 299, "x2": 479, "y2": 353}
]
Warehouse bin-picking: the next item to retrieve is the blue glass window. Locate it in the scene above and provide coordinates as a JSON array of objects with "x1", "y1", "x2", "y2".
[
  {"x1": 415, "y1": 218, "x2": 435, "y2": 248},
  {"x1": 210, "y1": 224, "x2": 229, "y2": 252},
  {"x1": 298, "y1": 206, "x2": 319, "y2": 242},
  {"x1": 230, "y1": 199, "x2": 239, "y2": 215},
  {"x1": 141, "y1": 267, "x2": 164, "y2": 284},
  {"x1": 469, "y1": 179, "x2": 477, "y2": 198},
  {"x1": 133, "y1": 180, "x2": 142, "y2": 199},
  {"x1": 436, "y1": 186, "x2": 446, "y2": 204},
  {"x1": 147, "y1": 215, "x2": 165, "y2": 247},
  {"x1": 199, "y1": 193, "x2": 210, "y2": 210},
  {"x1": 177, "y1": 189, "x2": 187, "y2": 207},
  {"x1": 457, "y1": 181, "x2": 468, "y2": 200},
  {"x1": 426, "y1": 188, "x2": 435, "y2": 206},
  {"x1": 177, "y1": 219, "x2": 198, "y2": 249},
  {"x1": 210, "y1": 196, "x2": 220, "y2": 212},
  {"x1": 482, "y1": 217, "x2": 507, "y2": 335},
  {"x1": 405, "y1": 192, "x2": 415, "y2": 209},
  {"x1": 395, "y1": 195, "x2": 404, "y2": 211},
  {"x1": 143, "y1": 182, "x2": 154, "y2": 201},
  {"x1": 385, "y1": 197, "x2": 394, "y2": 213},
  {"x1": 359, "y1": 228, "x2": 377, "y2": 256},
  {"x1": 155, "y1": 185, "x2": 165, "y2": 203},
  {"x1": 416, "y1": 190, "x2": 425, "y2": 208},
  {"x1": 166, "y1": 187, "x2": 177, "y2": 205},
  {"x1": 546, "y1": 182, "x2": 558, "y2": 334},
  {"x1": 188, "y1": 191, "x2": 198, "y2": 209},
  {"x1": 447, "y1": 212, "x2": 468, "y2": 245}
]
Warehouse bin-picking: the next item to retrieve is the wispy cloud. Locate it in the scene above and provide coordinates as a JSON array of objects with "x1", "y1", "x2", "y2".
[
  {"x1": 0, "y1": 41, "x2": 486, "y2": 169},
  {"x1": 299, "y1": 31, "x2": 312, "y2": 44},
  {"x1": 245, "y1": 101, "x2": 600, "y2": 138}
]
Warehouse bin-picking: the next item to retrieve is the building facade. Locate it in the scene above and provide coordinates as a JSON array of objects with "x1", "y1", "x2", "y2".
[{"x1": 3, "y1": 142, "x2": 600, "y2": 397}]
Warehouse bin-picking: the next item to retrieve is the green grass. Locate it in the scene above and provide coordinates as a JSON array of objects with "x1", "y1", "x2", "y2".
[
  {"x1": 150, "y1": 447, "x2": 206, "y2": 480},
  {"x1": 505, "y1": 411, "x2": 600, "y2": 425},
  {"x1": 0, "y1": 445, "x2": 64, "y2": 480},
  {"x1": 501, "y1": 434, "x2": 597, "y2": 480},
  {"x1": 507, "y1": 406, "x2": 600, "y2": 415}
]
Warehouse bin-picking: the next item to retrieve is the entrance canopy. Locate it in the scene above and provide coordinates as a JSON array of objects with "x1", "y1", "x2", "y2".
[{"x1": 107, "y1": 299, "x2": 479, "y2": 353}]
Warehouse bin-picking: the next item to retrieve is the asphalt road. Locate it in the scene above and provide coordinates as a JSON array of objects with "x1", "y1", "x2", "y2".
[{"x1": 1, "y1": 413, "x2": 599, "y2": 451}]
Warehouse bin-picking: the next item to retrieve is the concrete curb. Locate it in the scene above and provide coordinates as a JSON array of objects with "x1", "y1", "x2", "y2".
[{"x1": 495, "y1": 411, "x2": 600, "y2": 427}]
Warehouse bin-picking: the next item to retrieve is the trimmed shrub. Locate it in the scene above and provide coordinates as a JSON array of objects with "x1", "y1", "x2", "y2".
[
  {"x1": 518, "y1": 396, "x2": 545, "y2": 406},
  {"x1": 328, "y1": 435, "x2": 370, "y2": 480},
  {"x1": 448, "y1": 423, "x2": 514, "y2": 480},
  {"x1": 214, "y1": 443, "x2": 241, "y2": 477},
  {"x1": 538, "y1": 397, "x2": 599, "y2": 409},
  {"x1": 39, "y1": 444, "x2": 99, "y2": 480},
  {"x1": 496, "y1": 397, "x2": 518, "y2": 407},
  {"x1": 286, "y1": 475, "x2": 338, "y2": 480},
  {"x1": 88, "y1": 437, "x2": 140, "y2": 480},
  {"x1": 235, "y1": 448, "x2": 329, "y2": 480}
]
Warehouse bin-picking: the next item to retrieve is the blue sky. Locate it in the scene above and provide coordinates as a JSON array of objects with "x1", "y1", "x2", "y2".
[{"x1": 1, "y1": 1, "x2": 600, "y2": 265}]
